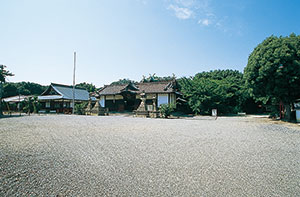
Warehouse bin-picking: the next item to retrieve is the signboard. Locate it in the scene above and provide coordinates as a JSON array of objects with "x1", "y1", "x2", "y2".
[{"x1": 212, "y1": 109, "x2": 217, "y2": 117}]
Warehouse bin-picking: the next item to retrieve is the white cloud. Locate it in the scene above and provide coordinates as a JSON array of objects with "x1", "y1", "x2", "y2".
[
  {"x1": 198, "y1": 18, "x2": 211, "y2": 26},
  {"x1": 168, "y1": 4, "x2": 193, "y2": 20},
  {"x1": 166, "y1": 0, "x2": 244, "y2": 35},
  {"x1": 167, "y1": 0, "x2": 214, "y2": 24}
]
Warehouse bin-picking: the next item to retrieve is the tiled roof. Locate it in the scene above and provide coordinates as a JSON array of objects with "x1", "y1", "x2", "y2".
[
  {"x1": 98, "y1": 84, "x2": 128, "y2": 95},
  {"x1": 136, "y1": 82, "x2": 175, "y2": 94},
  {"x1": 40, "y1": 83, "x2": 89, "y2": 101},
  {"x1": 98, "y1": 81, "x2": 177, "y2": 95}
]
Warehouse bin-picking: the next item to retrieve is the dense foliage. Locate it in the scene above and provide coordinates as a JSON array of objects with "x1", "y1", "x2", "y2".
[
  {"x1": 75, "y1": 82, "x2": 96, "y2": 93},
  {"x1": 141, "y1": 74, "x2": 175, "y2": 82},
  {"x1": 74, "y1": 102, "x2": 88, "y2": 115},
  {"x1": 2, "y1": 82, "x2": 46, "y2": 98},
  {"x1": 244, "y1": 33, "x2": 300, "y2": 105},
  {"x1": 110, "y1": 79, "x2": 137, "y2": 85},
  {"x1": 159, "y1": 103, "x2": 176, "y2": 118},
  {"x1": 179, "y1": 70, "x2": 247, "y2": 115},
  {"x1": 0, "y1": 65, "x2": 14, "y2": 83},
  {"x1": 21, "y1": 96, "x2": 41, "y2": 114},
  {"x1": 244, "y1": 34, "x2": 300, "y2": 120},
  {"x1": 0, "y1": 65, "x2": 14, "y2": 115}
]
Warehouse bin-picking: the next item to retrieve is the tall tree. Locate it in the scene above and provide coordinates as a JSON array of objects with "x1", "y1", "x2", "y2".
[
  {"x1": 244, "y1": 33, "x2": 300, "y2": 120},
  {"x1": 179, "y1": 70, "x2": 246, "y2": 115},
  {"x1": 0, "y1": 65, "x2": 14, "y2": 115}
]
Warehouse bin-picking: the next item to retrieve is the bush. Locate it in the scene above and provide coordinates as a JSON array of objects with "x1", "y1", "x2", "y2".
[
  {"x1": 74, "y1": 102, "x2": 88, "y2": 115},
  {"x1": 22, "y1": 97, "x2": 34, "y2": 114},
  {"x1": 159, "y1": 103, "x2": 176, "y2": 118}
]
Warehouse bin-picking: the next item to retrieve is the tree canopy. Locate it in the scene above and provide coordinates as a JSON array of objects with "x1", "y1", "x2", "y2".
[
  {"x1": 0, "y1": 65, "x2": 13, "y2": 83},
  {"x1": 0, "y1": 65, "x2": 14, "y2": 115},
  {"x1": 2, "y1": 82, "x2": 46, "y2": 98},
  {"x1": 244, "y1": 34, "x2": 300, "y2": 105},
  {"x1": 179, "y1": 70, "x2": 247, "y2": 114},
  {"x1": 75, "y1": 82, "x2": 96, "y2": 93},
  {"x1": 141, "y1": 74, "x2": 175, "y2": 83},
  {"x1": 110, "y1": 78, "x2": 136, "y2": 85}
]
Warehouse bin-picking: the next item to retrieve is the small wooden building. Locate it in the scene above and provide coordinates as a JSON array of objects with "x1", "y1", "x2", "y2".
[
  {"x1": 97, "y1": 80, "x2": 181, "y2": 112},
  {"x1": 38, "y1": 83, "x2": 89, "y2": 113}
]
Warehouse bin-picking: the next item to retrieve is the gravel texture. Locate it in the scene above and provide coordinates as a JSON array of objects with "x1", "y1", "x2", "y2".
[{"x1": 1, "y1": 115, "x2": 300, "y2": 196}]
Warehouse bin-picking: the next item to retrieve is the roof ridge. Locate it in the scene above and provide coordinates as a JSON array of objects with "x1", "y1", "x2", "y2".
[
  {"x1": 51, "y1": 83, "x2": 87, "y2": 91},
  {"x1": 106, "y1": 84, "x2": 131, "y2": 87}
]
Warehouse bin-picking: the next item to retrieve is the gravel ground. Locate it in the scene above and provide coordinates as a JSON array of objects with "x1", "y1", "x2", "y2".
[{"x1": 1, "y1": 115, "x2": 300, "y2": 196}]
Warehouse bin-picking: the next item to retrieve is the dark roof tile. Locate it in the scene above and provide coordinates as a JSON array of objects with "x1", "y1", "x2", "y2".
[{"x1": 98, "y1": 81, "x2": 177, "y2": 95}]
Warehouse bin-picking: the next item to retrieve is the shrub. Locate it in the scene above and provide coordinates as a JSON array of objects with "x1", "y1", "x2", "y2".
[
  {"x1": 74, "y1": 102, "x2": 88, "y2": 115},
  {"x1": 159, "y1": 103, "x2": 176, "y2": 118}
]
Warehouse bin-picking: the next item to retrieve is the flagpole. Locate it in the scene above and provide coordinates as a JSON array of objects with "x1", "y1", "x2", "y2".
[{"x1": 72, "y1": 52, "x2": 76, "y2": 114}]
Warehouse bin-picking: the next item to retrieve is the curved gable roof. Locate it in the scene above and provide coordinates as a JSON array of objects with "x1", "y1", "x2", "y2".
[{"x1": 39, "y1": 83, "x2": 89, "y2": 101}]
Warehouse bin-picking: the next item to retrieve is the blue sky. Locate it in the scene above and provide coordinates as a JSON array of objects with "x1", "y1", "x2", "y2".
[{"x1": 1, "y1": 0, "x2": 299, "y2": 86}]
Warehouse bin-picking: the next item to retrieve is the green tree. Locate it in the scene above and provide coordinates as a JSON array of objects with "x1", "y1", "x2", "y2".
[
  {"x1": 244, "y1": 33, "x2": 300, "y2": 120},
  {"x1": 74, "y1": 102, "x2": 88, "y2": 115},
  {"x1": 0, "y1": 65, "x2": 14, "y2": 115},
  {"x1": 110, "y1": 78, "x2": 136, "y2": 85},
  {"x1": 179, "y1": 70, "x2": 246, "y2": 115},
  {"x1": 75, "y1": 82, "x2": 96, "y2": 93},
  {"x1": 141, "y1": 73, "x2": 176, "y2": 83},
  {"x1": 32, "y1": 96, "x2": 41, "y2": 113},
  {"x1": 22, "y1": 97, "x2": 34, "y2": 115},
  {"x1": 159, "y1": 103, "x2": 176, "y2": 118},
  {"x1": 3, "y1": 82, "x2": 46, "y2": 98}
]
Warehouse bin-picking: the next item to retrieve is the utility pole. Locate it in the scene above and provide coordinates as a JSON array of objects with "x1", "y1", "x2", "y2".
[
  {"x1": 19, "y1": 89, "x2": 21, "y2": 116},
  {"x1": 72, "y1": 52, "x2": 76, "y2": 114}
]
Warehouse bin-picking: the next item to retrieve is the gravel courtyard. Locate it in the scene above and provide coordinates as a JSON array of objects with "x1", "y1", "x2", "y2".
[{"x1": 1, "y1": 115, "x2": 300, "y2": 196}]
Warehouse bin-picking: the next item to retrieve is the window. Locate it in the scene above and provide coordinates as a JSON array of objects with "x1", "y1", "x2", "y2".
[{"x1": 46, "y1": 102, "x2": 50, "y2": 108}]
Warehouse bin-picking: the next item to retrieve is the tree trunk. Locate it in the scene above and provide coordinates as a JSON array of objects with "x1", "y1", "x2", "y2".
[{"x1": 284, "y1": 103, "x2": 291, "y2": 121}]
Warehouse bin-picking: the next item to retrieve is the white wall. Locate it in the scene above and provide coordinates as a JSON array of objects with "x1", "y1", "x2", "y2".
[{"x1": 158, "y1": 94, "x2": 169, "y2": 106}]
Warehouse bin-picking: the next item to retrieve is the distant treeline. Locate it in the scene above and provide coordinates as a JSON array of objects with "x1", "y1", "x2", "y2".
[
  {"x1": 107, "y1": 71, "x2": 259, "y2": 115},
  {"x1": 3, "y1": 82, "x2": 47, "y2": 98},
  {"x1": 3, "y1": 82, "x2": 98, "y2": 98},
  {"x1": 3, "y1": 70, "x2": 259, "y2": 115}
]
